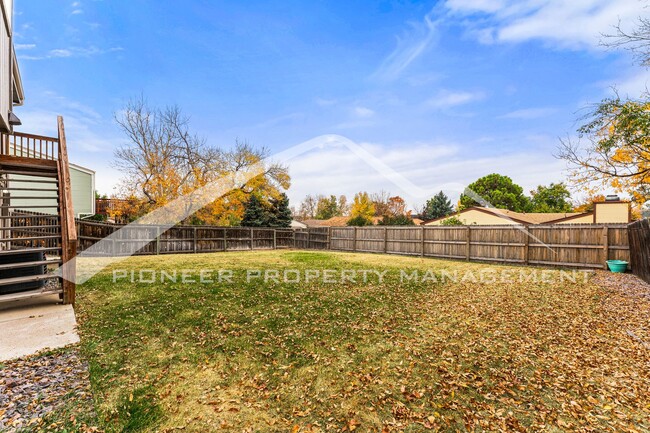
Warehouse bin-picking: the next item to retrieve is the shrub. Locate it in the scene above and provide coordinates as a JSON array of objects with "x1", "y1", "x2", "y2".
[
  {"x1": 440, "y1": 216, "x2": 464, "y2": 226},
  {"x1": 347, "y1": 215, "x2": 373, "y2": 226}
]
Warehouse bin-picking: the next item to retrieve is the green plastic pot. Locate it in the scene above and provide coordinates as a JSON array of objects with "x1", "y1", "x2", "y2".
[{"x1": 606, "y1": 260, "x2": 628, "y2": 273}]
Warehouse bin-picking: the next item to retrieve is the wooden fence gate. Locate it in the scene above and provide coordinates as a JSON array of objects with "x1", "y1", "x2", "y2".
[{"x1": 628, "y1": 219, "x2": 650, "y2": 283}]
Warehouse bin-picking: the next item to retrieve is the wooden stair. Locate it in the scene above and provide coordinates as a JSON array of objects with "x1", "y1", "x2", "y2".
[{"x1": 0, "y1": 117, "x2": 78, "y2": 304}]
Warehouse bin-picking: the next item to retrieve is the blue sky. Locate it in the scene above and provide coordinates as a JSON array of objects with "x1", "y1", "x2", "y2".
[{"x1": 12, "y1": 0, "x2": 650, "y2": 209}]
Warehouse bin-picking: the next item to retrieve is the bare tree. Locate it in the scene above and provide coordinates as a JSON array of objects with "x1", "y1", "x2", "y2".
[
  {"x1": 114, "y1": 98, "x2": 212, "y2": 205},
  {"x1": 113, "y1": 97, "x2": 290, "y2": 224},
  {"x1": 297, "y1": 194, "x2": 318, "y2": 219},
  {"x1": 338, "y1": 195, "x2": 349, "y2": 216},
  {"x1": 602, "y1": 16, "x2": 650, "y2": 67},
  {"x1": 371, "y1": 190, "x2": 391, "y2": 217}
]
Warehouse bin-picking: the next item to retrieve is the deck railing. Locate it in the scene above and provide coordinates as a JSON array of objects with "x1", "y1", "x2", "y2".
[
  {"x1": 96, "y1": 198, "x2": 129, "y2": 216},
  {"x1": 56, "y1": 116, "x2": 78, "y2": 304},
  {"x1": 0, "y1": 131, "x2": 59, "y2": 160}
]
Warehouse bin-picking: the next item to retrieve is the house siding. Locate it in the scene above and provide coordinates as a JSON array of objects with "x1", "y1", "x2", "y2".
[
  {"x1": 70, "y1": 166, "x2": 94, "y2": 216},
  {"x1": 594, "y1": 202, "x2": 630, "y2": 224},
  {"x1": 426, "y1": 209, "x2": 519, "y2": 226},
  {"x1": 0, "y1": 0, "x2": 11, "y2": 132},
  {"x1": 9, "y1": 165, "x2": 95, "y2": 217}
]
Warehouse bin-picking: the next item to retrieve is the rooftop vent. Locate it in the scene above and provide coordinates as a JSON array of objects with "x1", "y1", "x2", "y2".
[{"x1": 605, "y1": 195, "x2": 620, "y2": 201}]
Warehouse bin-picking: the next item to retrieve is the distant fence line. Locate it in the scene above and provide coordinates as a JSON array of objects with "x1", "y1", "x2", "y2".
[
  {"x1": 76, "y1": 220, "x2": 295, "y2": 255},
  {"x1": 2, "y1": 213, "x2": 638, "y2": 270},
  {"x1": 74, "y1": 221, "x2": 630, "y2": 270}
]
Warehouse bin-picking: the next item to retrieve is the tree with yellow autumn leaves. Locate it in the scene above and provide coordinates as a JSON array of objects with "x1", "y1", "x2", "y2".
[
  {"x1": 559, "y1": 97, "x2": 650, "y2": 206},
  {"x1": 559, "y1": 17, "x2": 650, "y2": 209},
  {"x1": 110, "y1": 98, "x2": 290, "y2": 225}
]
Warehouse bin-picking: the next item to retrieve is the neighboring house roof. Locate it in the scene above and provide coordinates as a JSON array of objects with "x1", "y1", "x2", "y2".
[
  {"x1": 290, "y1": 220, "x2": 307, "y2": 229},
  {"x1": 425, "y1": 207, "x2": 583, "y2": 225},
  {"x1": 302, "y1": 216, "x2": 384, "y2": 227},
  {"x1": 550, "y1": 211, "x2": 595, "y2": 224},
  {"x1": 412, "y1": 218, "x2": 424, "y2": 226},
  {"x1": 70, "y1": 162, "x2": 96, "y2": 175},
  {"x1": 302, "y1": 216, "x2": 354, "y2": 227}
]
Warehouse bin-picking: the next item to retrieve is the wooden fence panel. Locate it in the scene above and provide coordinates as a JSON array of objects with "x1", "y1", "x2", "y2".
[
  {"x1": 196, "y1": 227, "x2": 226, "y2": 252},
  {"x1": 330, "y1": 227, "x2": 354, "y2": 251},
  {"x1": 527, "y1": 225, "x2": 608, "y2": 268},
  {"x1": 609, "y1": 226, "x2": 631, "y2": 263},
  {"x1": 294, "y1": 227, "x2": 329, "y2": 250},
  {"x1": 387, "y1": 227, "x2": 421, "y2": 256},
  {"x1": 469, "y1": 226, "x2": 526, "y2": 264},
  {"x1": 424, "y1": 227, "x2": 465, "y2": 259},
  {"x1": 275, "y1": 229, "x2": 294, "y2": 248},
  {"x1": 356, "y1": 227, "x2": 384, "y2": 252},
  {"x1": 628, "y1": 219, "x2": 650, "y2": 283}
]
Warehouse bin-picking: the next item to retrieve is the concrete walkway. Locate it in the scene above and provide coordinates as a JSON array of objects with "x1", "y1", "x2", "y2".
[{"x1": 0, "y1": 295, "x2": 79, "y2": 362}]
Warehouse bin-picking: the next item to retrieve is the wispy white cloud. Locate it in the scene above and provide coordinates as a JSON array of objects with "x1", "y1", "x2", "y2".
[
  {"x1": 371, "y1": 9, "x2": 440, "y2": 82},
  {"x1": 20, "y1": 46, "x2": 123, "y2": 61},
  {"x1": 353, "y1": 106, "x2": 375, "y2": 118},
  {"x1": 609, "y1": 69, "x2": 650, "y2": 98},
  {"x1": 70, "y1": 1, "x2": 83, "y2": 15},
  {"x1": 445, "y1": 0, "x2": 646, "y2": 49},
  {"x1": 286, "y1": 138, "x2": 565, "y2": 210},
  {"x1": 254, "y1": 112, "x2": 304, "y2": 128},
  {"x1": 14, "y1": 43, "x2": 36, "y2": 50},
  {"x1": 425, "y1": 90, "x2": 486, "y2": 109},
  {"x1": 499, "y1": 107, "x2": 557, "y2": 119},
  {"x1": 315, "y1": 97, "x2": 337, "y2": 107}
]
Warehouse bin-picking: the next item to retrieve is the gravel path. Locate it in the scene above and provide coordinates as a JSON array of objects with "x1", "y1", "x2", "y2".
[{"x1": 0, "y1": 346, "x2": 95, "y2": 432}]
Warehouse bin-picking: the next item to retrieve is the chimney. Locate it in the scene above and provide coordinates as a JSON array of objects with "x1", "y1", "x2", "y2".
[{"x1": 605, "y1": 195, "x2": 620, "y2": 202}]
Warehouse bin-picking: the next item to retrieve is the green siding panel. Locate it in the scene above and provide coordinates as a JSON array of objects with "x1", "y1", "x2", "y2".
[{"x1": 8, "y1": 166, "x2": 94, "y2": 217}]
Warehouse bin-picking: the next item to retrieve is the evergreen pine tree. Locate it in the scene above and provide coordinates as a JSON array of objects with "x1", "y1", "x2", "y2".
[
  {"x1": 268, "y1": 193, "x2": 292, "y2": 227},
  {"x1": 423, "y1": 191, "x2": 454, "y2": 220},
  {"x1": 241, "y1": 194, "x2": 268, "y2": 227}
]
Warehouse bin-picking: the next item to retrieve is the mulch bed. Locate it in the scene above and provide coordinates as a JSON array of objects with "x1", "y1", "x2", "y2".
[{"x1": 0, "y1": 347, "x2": 96, "y2": 432}]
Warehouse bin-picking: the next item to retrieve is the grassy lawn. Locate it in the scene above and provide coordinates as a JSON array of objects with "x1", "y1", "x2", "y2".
[{"x1": 75, "y1": 251, "x2": 650, "y2": 432}]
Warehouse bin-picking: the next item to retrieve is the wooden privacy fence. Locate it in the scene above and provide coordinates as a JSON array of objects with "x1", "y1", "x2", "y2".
[
  {"x1": 5, "y1": 214, "x2": 636, "y2": 271},
  {"x1": 327, "y1": 224, "x2": 629, "y2": 269},
  {"x1": 628, "y1": 219, "x2": 650, "y2": 283},
  {"x1": 76, "y1": 220, "x2": 295, "y2": 256},
  {"x1": 294, "y1": 227, "x2": 329, "y2": 250}
]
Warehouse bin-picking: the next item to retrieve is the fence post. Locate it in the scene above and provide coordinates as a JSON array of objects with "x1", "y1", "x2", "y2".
[
  {"x1": 602, "y1": 226, "x2": 609, "y2": 268},
  {"x1": 353, "y1": 227, "x2": 357, "y2": 252},
  {"x1": 250, "y1": 228, "x2": 254, "y2": 250},
  {"x1": 156, "y1": 226, "x2": 160, "y2": 255},
  {"x1": 383, "y1": 227, "x2": 388, "y2": 253},
  {"x1": 326, "y1": 227, "x2": 331, "y2": 250},
  {"x1": 224, "y1": 228, "x2": 228, "y2": 251},
  {"x1": 465, "y1": 226, "x2": 471, "y2": 261},
  {"x1": 421, "y1": 226, "x2": 425, "y2": 257},
  {"x1": 193, "y1": 226, "x2": 197, "y2": 253},
  {"x1": 523, "y1": 226, "x2": 530, "y2": 265},
  {"x1": 307, "y1": 228, "x2": 311, "y2": 250},
  {"x1": 273, "y1": 229, "x2": 277, "y2": 249}
]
